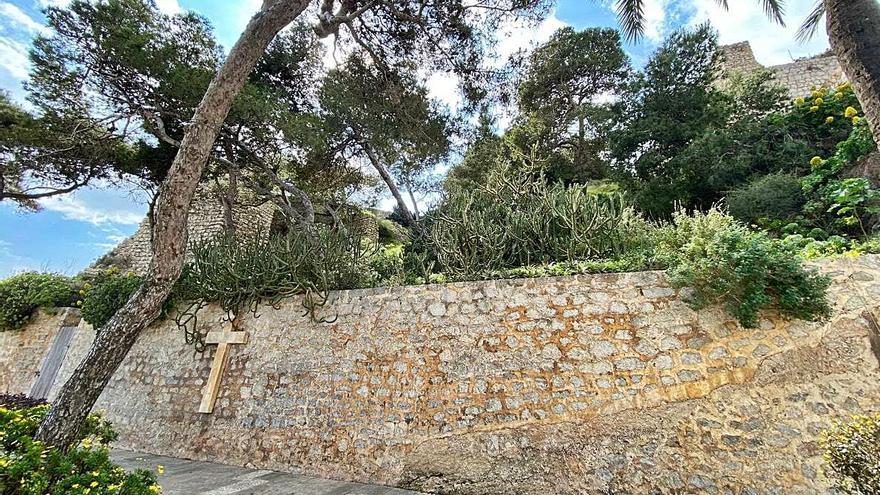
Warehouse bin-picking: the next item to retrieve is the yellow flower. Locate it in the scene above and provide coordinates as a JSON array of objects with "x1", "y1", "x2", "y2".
[
  {"x1": 149, "y1": 485, "x2": 161, "y2": 494},
  {"x1": 834, "y1": 91, "x2": 844, "y2": 99},
  {"x1": 845, "y1": 106, "x2": 859, "y2": 118},
  {"x1": 157, "y1": 465, "x2": 165, "y2": 475},
  {"x1": 838, "y1": 81, "x2": 851, "y2": 91},
  {"x1": 853, "y1": 116, "x2": 862, "y2": 124},
  {"x1": 814, "y1": 97, "x2": 824, "y2": 105},
  {"x1": 72, "y1": 484, "x2": 80, "y2": 489},
  {"x1": 108, "y1": 485, "x2": 119, "y2": 492},
  {"x1": 90, "y1": 481, "x2": 99, "y2": 488},
  {"x1": 794, "y1": 96, "x2": 805, "y2": 106},
  {"x1": 809, "y1": 105, "x2": 819, "y2": 112},
  {"x1": 810, "y1": 156, "x2": 823, "y2": 168},
  {"x1": 826, "y1": 116, "x2": 835, "y2": 124},
  {"x1": 0, "y1": 459, "x2": 8, "y2": 468}
]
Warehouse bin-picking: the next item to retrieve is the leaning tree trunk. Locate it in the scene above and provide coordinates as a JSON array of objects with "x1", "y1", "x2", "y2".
[
  {"x1": 363, "y1": 145, "x2": 416, "y2": 226},
  {"x1": 35, "y1": 0, "x2": 311, "y2": 450},
  {"x1": 826, "y1": 0, "x2": 880, "y2": 147}
]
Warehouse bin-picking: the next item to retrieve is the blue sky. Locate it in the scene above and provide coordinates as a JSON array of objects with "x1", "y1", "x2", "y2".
[{"x1": 0, "y1": 0, "x2": 834, "y2": 277}]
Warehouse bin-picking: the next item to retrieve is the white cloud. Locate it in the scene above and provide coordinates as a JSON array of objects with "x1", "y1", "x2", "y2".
[
  {"x1": 40, "y1": 196, "x2": 144, "y2": 225},
  {"x1": 0, "y1": 36, "x2": 29, "y2": 79},
  {"x1": 0, "y1": 2, "x2": 47, "y2": 33},
  {"x1": 642, "y1": 0, "x2": 671, "y2": 42},
  {"x1": 687, "y1": 0, "x2": 830, "y2": 66},
  {"x1": 38, "y1": 185, "x2": 148, "y2": 226},
  {"x1": 494, "y1": 11, "x2": 568, "y2": 65},
  {"x1": 154, "y1": 0, "x2": 181, "y2": 15},
  {"x1": 38, "y1": 0, "x2": 179, "y2": 13},
  {"x1": 425, "y1": 71, "x2": 462, "y2": 111}
]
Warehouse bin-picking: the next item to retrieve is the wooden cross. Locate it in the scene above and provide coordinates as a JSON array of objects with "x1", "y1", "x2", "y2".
[{"x1": 198, "y1": 328, "x2": 249, "y2": 414}]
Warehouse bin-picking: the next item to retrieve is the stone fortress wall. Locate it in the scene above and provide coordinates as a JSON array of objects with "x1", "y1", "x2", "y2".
[
  {"x1": 4, "y1": 255, "x2": 880, "y2": 494},
  {"x1": 720, "y1": 41, "x2": 847, "y2": 97},
  {"x1": 91, "y1": 186, "x2": 277, "y2": 276}
]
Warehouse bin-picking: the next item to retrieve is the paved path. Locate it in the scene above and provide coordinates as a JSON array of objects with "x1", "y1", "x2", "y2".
[{"x1": 110, "y1": 450, "x2": 425, "y2": 495}]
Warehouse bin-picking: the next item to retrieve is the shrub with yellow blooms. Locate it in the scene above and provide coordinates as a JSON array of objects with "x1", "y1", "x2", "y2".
[
  {"x1": 820, "y1": 413, "x2": 880, "y2": 494},
  {"x1": 0, "y1": 397, "x2": 159, "y2": 495}
]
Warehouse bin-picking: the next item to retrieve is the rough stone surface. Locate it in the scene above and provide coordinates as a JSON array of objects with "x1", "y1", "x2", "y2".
[
  {"x1": 88, "y1": 186, "x2": 277, "y2": 276},
  {"x1": 720, "y1": 41, "x2": 847, "y2": 97},
  {"x1": 0, "y1": 309, "x2": 74, "y2": 395},
  {"x1": 6, "y1": 256, "x2": 880, "y2": 494}
]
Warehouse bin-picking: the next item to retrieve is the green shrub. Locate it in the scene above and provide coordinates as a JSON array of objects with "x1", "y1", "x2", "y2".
[
  {"x1": 0, "y1": 272, "x2": 76, "y2": 331},
  {"x1": 726, "y1": 172, "x2": 805, "y2": 225},
  {"x1": 821, "y1": 413, "x2": 880, "y2": 494},
  {"x1": 80, "y1": 269, "x2": 143, "y2": 329},
  {"x1": 411, "y1": 163, "x2": 652, "y2": 280},
  {"x1": 654, "y1": 208, "x2": 831, "y2": 328},
  {"x1": 174, "y1": 226, "x2": 373, "y2": 349},
  {"x1": 0, "y1": 404, "x2": 160, "y2": 494},
  {"x1": 801, "y1": 119, "x2": 878, "y2": 238},
  {"x1": 377, "y1": 219, "x2": 409, "y2": 244}
]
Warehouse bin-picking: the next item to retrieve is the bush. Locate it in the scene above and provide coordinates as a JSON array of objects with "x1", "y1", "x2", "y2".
[
  {"x1": 0, "y1": 272, "x2": 76, "y2": 331},
  {"x1": 726, "y1": 172, "x2": 805, "y2": 225},
  {"x1": 654, "y1": 208, "x2": 831, "y2": 328},
  {"x1": 821, "y1": 413, "x2": 880, "y2": 494},
  {"x1": 79, "y1": 269, "x2": 143, "y2": 329},
  {"x1": 0, "y1": 394, "x2": 47, "y2": 409},
  {"x1": 174, "y1": 226, "x2": 374, "y2": 349},
  {"x1": 0, "y1": 405, "x2": 160, "y2": 495},
  {"x1": 411, "y1": 163, "x2": 652, "y2": 280}
]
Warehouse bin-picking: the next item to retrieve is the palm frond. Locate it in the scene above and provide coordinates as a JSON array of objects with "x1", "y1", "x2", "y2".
[
  {"x1": 761, "y1": 0, "x2": 787, "y2": 26},
  {"x1": 615, "y1": 0, "x2": 645, "y2": 42},
  {"x1": 796, "y1": 1, "x2": 826, "y2": 43}
]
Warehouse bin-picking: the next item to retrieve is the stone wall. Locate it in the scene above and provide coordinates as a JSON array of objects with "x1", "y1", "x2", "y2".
[
  {"x1": 0, "y1": 309, "x2": 73, "y2": 395},
  {"x1": 6, "y1": 256, "x2": 880, "y2": 494},
  {"x1": 720, "y1": 41, "x2": 847, "y2": 97},
  {"x1": 90, "y1": 186, "x2": 276, "y2": 275}
]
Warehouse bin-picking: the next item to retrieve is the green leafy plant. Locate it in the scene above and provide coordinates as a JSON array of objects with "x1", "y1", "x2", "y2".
[
  {"x1": 79, "y1": 269, "x2": 143, "y2": 329},
  {"x1": 412, "y1": 161, "x2": 652, "y2": 280},
  {"x1": 654, "y1": 208, "x2": 831, "y2": 328},
  {"x1": 821, "y1": 413, "x2": 880, "y2": 494},
  {"x1": 726, "y1": 172, "x2": 806, "y2": 226},
  {"x1": 800, "y1": 116, "x2": 878, "y2": 239},
  {"x1": 0, "y1": 272, "x2": 76, "y2": 331},
  {"x1": 0, "y1": 404, "x2": 160, "y2": 494},
  {"x1": 825, "y1": 178, "x2": 880, "y2": 238},
  {"x1": 174, "y1": 226, "x2": 373, "y2": 350}
]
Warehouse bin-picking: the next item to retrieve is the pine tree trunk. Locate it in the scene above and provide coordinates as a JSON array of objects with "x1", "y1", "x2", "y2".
[
  {"x1": 34, "y1": 0, "x2": 311, "y2": 450},
  {"x1": 826, "y1": 0, "x2": 880, "y2": 147},
  {"x1": 363, "y1": 145, "x2": 416, "y2": 226}
]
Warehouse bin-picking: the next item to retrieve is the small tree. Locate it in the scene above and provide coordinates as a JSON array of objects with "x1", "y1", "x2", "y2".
[
  {"x1": 608, "y1": 25, "x2": 725, "y2": 217},
  {"x1": 320, "y1": 57, "x2": 452, "y2": 225},
  {"x1": 517, "y1": 27, "x2": 628, "y2": 181}
]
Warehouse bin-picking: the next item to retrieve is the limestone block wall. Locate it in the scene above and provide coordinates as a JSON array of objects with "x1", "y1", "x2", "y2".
[
  {"x1": 0, "y1": 309, "x2": 72, "y2": 395},
  {"x1": 90, "y1": 187, "x2": 276, "y2": 275},
  {"x1": 720, "y1": 41, "x2": 846, "y2": 98},
  {"x1": 7, "y1": 256, "x2": 880, "y2": 494}
]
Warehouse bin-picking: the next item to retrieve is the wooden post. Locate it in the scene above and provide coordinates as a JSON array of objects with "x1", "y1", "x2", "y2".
[{"x1": 198, "y1": 329, "x2": 248, "y2": 414}]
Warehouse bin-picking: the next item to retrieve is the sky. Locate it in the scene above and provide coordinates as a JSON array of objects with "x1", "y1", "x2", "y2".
[{"x1": 0, "y1": 0, "x2": 835, "y2": 277}]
